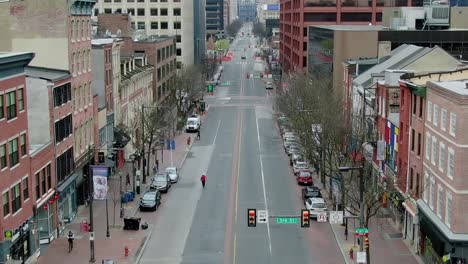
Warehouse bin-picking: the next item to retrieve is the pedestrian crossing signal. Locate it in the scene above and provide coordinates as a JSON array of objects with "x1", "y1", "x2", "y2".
[
  {"x1": 301, "y1": 209, "x2": 310, "y2": 228},
  {"x1": 248, "y1": 209, "x2": 256, "y2": 227},
  {"x1": 207, "y1": 84, "x2": 213, "y2": 93},
  {"x1": 364, "y1": 237, "x2": 369, "y2": 249}
]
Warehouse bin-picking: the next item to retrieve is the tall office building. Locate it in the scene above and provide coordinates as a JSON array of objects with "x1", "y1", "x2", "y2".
[
  {"x1": 229, "y1": 0, "x2": 239, "y2": 23},
  {"x1": 206, "y1": 0, "x2": 225, "y2": 36},
  {"x1": 239, "y1": 0, "x2": 257, "y2": 22},
  {"x1": 94, "y1": 0, "x2": 206, "y2": 66}
]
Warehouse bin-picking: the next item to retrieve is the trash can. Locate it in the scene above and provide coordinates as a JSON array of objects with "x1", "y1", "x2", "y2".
[{"x1": 123, "y1": 217, "x2": 141, "y2": 230}]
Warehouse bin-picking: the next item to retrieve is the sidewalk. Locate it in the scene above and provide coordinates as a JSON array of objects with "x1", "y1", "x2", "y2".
[
  {"x1": 37, "y1": 129, "x2": 198, "y2": 264},
  {"x1": 311, "y1": 174, "x2": 423, "y2": 264}
]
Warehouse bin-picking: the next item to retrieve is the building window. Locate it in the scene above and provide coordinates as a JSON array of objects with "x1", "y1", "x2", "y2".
[
  {"x1": 41, "y1": 172, "x2": 46, "y2": 196},
  {"x1": 150, "y1": 8, "x2": 158, "y2": 16},
  {"x1": 11, "y1": 183, "x2": 21, "y2": 213},
  {"x1": 160, "y1": 22, "x2": 168, "y2": 29},
  {"x1": 416, "y1": 173, "x2": 420, "y2": 196},
  {"x1": 137, "y1": 8, "x2": 145, "y2": 16},
  {"x1": 425, "y1": 132, "x2": 431, "y2": 160},
  {"x1": 449, "y1": 112, "x2": 456, "y2": 136},
  {"x1": 419, "y1": 97, "x2": 424, "y2": 118},
  {"x1": 104, "y1": 8, "x2": 112, "y2": 14},
  {"x1": 20, "y1": 134, "x2": 26, "y2": 157},
  {"x1": 54, "y1": 83, "x2": 72, "y2": 107},
  {"x1": 445, "y1": 192, "x2": 452, "y2": 227},
  {"x1": 6, "y1": 91, "x2": 16, "y2": 120},
  {"x1": 411, "y1": 129, "x2": 415, "y2": 151},
  {"x1": 429, "y1": 178, "x2": 435, "y2": 209},
  {"x1": 8, "y1": 138, "x2": 18, "y2": 167},
  {"x1": 127, "y1": 8, "x2": 135, "y2": 15},
  {"x1": 3, "y1": 191, "x2": 9, "y2": 217},
  {"x1": 423, "y1": 172, "x2": 429, "y2": 202},
  {"x1": 438, "y1": 142, "x2": 445, "y2": 173},
  {"x1": 417, "y1": 132, "x2": 421, "y2": 156},
  {"x1": 412, "y1": 94, "x2": 417, "y2": 115},
  {"x1": 441, "y1": 108, "x2": 447, "y2": 131},
  {"x1": 137, "y1": 22, "x2": 145, "y2": 29},
  {"x1": 46, "y1": 164, "x2": 52, "y2": 190},
  {"x1": 174, "y1": 21, "x2": 181, "y2": 29},
  {"x1": 433, "y1": 104, "x2": 439, "y2": 127},
  {"x1": 176, "y1": 35, "x2": 181, "y2": 43},
  {"x1": 431, "y1": 136, "x2": 437, "y2": 166},
  {"x1": 447, "y1": 148, "x2": 454, "y2": 179},
  {"x1": 176, "y1": 48, "x2": 181, "y2": 56},
  {"x1": 437, "y1": 185, "x2": 443, "y2": 218},
  {"x1": 35, "y1": 173, "x2": 40, "y2": 199},
  {"x1": 0, "y1": 144, "x2": 6, "y2": 169},
  {"x1": 173, "y1": 8, "x2": 181, "y2": 16},
  {"x1": 55, "y1": 114, "x2": 73, "y2": 143},
  {"x1": 23, "y1": 178, "x2": 29, "y2": 201},
  {"x1": 17, "y1": 88, "x2": 24, "y2": 111},
  {"x1": 99, "y1": 128, "x2": 107, "y2": 146},
  {"x1": 160, "y1": 8, "x2": 168, "y2": 16},
  {"x1": 0, "y1": 94, "x2": 3, "y2": 119},
  {"x1": 427, "y1": 101, "x2": 432, "y2": 122},
  {"x1": 151, "y1": 22, "x2": 158, "y2": 29},
  {"x1": 56, "y1": 148, "x2": 74, "y2": 183}
]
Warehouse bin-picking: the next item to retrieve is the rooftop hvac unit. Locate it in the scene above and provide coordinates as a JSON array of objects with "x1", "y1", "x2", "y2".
[{"x1": 424, "y1": 5, "x2": 450, "y2": 25}]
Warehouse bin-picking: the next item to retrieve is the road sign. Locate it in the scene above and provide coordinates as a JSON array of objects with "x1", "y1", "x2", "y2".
[
  {"x1": 329, "y1": 211, "x2": 343, "y2": 224},
  {"x1": 317, "y1": 212, "x2": 327, "y2": 222},
  {"x1": 166, "y1": 140, "x2": 176, "y2": 150},
  {"x1": 355, "y1": 227, "x2": 369, "y2": 236},
  {"x1": 257, "y1": 210, "x2": 268, "y2": 223},
  {"x1": 357, "y1": 251, "x2": 366, "y2": 263},
  {"x1": 276, "y1": 217, "x2": 298, "y2": 224}
]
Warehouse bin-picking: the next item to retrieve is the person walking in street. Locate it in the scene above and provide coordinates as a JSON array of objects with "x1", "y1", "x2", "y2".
[
  {"x1": 67, "y1": 230, "x2": 75, "y2": 253},
  {"x1": 197, "y1": 130, "x2": 201, "y2": 140},
  {"x1": 200, "y1": 174, "x2": 206, "y2": 188},
  {"x1": 126, "y1": 173, "x2": 131, "y2": 186}
]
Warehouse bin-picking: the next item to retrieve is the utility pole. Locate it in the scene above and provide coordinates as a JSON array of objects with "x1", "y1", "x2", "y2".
[
  {"x1": 141, "y1": 104, "x2": 145, "y2": 184},
  {"x1": 88, "y1": 147, "x2": 95, "y2": 262}
]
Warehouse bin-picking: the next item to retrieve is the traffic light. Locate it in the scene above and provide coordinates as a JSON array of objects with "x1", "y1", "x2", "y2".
[
  {"x1": 207, "y1": 84, "x2": 213, "y2": 93},
  {"x1": 364, "y1": 237, "x2": 369, "y2": 249},
  {"x1": 301, "y1": 209, "x2": 310, "y2": 228},
  {"x1": 248, "y1": 209, "x2": 256, "y2": 227}
]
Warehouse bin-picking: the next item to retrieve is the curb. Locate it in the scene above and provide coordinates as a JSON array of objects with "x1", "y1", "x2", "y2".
[
  {"x1": 135, "y1": 224, "x2": 154, "y2": 264},
  {"x1": 178, "y1": 143, "x2": 192, "y2": 171},
  {"x1": 330, "y1": 223, "x2": 352, "y2": 264}
]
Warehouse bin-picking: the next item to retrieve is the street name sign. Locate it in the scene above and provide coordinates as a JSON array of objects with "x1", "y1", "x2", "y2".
[
  {"x1": 276, "y1": 217, "x2": 298, "y2": 224},
  {"x1": 355, "y1": 228, "x2": 369, "y2": 237},
  {"x1": 317, "y1": 213, "x2": 327, "y2": 222},
  {"x1": 257, "y1": 210, "x2": 268, "y2": 223},
  {"x1": 329, "y1": 211, "x2": 343, "y2": 224}
]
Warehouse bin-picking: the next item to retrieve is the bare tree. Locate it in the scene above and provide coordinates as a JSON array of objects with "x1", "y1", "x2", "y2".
[{"x1": 225, "y1": 19, "x2": 243, "y2": 38}]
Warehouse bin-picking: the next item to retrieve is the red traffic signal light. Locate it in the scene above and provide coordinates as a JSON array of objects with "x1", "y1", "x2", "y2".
[
  {"x1": 364, "y1": 237, "x2": 369, "y2": 249},
  {"x1": 248, "y1": 209, "x2": 256, "y2": 227},
  {"x1": 301, "y1": 209, "x2": 310, "y2": 228}
]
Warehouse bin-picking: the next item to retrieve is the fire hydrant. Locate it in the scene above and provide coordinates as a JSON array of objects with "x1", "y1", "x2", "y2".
[
  {"x1": 349, "y1": 248, "x2": 354, "y2": 260},
  {"x1": 124, "y1": 246, "x2": 129, "y2": 257},
  {"x1": 187, "y1": 137, "x2": 191, "y2": 146}
]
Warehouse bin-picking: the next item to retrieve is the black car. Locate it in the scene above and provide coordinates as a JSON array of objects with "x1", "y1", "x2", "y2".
[
  {"x1": 139, "y1": 191, "x2": 161, "y2": 211},
  {"x1": 302, "y1": 186, "x2": 322, "y2": 203},
  {"x1": 150, "y1": 173, "x2": 172, "y2": 193}
]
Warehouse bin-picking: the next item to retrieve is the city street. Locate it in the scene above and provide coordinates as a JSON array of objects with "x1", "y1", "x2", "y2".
[{"x1": 138, "y1": 29, "x2": 344, "y2": 264}]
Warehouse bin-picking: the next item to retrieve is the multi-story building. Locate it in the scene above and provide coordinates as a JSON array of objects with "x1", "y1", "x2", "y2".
[
  {"x1": 279, "y1": 0, "x2": 419, "y2": 72},
  {"x1": 94, "y1": 0, "x2": 206, "y2": 66},
  {"x1": 25, "y1": 66, "x2": 74, "y2": 247},
  {"x1": 0, "y1": 52, "x2": 36, "y2": 263},
  {"x1": 230, "y1": 0, "x2": 239, "y2": 23},
  {"x1": 224, "y1": 0, "x2": 230, "y2": 31},
  {"x1": 419, "y1": 76, "x2": 468, "y2": 263},
  {"x1": 239, "y1": 0, "x2": 257, "y2": 22},
  {"x1": 119, "y1": 55, "x2": 154, "y2": 157},
  {"x1": 0, "y1": 0, "x2": 98, "y2": 221},
  {"x1": 207, "y1": 0, "x2": 225, "y2": 37}
]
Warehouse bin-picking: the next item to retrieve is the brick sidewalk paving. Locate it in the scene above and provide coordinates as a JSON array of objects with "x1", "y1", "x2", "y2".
[
  {"x1": 311, "y1": 174, "x2": 423, "y2": 264},
  {"x1": 37, "y1": 127, "x2": 199, "y2": 264}
]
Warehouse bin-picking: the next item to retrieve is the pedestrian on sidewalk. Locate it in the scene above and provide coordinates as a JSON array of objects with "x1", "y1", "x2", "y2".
[
  {"x1": 156, "y1": 159, "x2": 159, "y2": 172},
  {"x1": 126, "y1": 173, "x2": 130, "y2": 187},
  {"x1": 67, "y1": 231, "x2": 75, "y2": 253},
  {"x1": 200, "y1": 174, "x2": 206, "y2": 188}
]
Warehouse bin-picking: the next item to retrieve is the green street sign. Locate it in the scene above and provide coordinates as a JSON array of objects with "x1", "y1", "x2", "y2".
[
  {"x1": 355, "y1": 227, "x2": 369, "y2": 236},
  {"x1": 207, "y1": 85, "x2": 213, "y2": 92},
  {"x1": 276, "y1": 217, "x2": 298, "y2": 224}
]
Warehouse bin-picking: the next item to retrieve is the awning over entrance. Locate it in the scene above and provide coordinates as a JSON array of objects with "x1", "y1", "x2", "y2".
[{"x1": 403, "y1": 200, "x2": 417, "y2": 217}]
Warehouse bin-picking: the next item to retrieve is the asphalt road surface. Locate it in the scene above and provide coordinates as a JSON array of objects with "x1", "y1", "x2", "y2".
[{"x1": 138, "y1": 28, "x2": 344, "y2": 264}]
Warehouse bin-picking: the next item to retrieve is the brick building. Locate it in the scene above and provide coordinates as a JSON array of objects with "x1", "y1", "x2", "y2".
[{"x1": 0, "y1": 52, "x2": 36, "y2": 263}]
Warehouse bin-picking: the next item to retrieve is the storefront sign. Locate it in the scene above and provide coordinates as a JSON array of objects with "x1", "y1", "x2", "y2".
[{"x1": 4, "y1": 230, "x2": 12, "y2": 241}]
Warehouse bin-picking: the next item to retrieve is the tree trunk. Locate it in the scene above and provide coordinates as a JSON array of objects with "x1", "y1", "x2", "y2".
[{"x1": 146, "y1": 141, "x2": 153, "y2": 177}]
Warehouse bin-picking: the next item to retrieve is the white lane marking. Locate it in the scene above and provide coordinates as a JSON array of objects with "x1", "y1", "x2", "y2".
[
  {"x1": 212, "y1": 120, "x2": 221, "y2": 146},
  {"x1": 255, "y1": 113, "x2": 272, "y2": 255}
]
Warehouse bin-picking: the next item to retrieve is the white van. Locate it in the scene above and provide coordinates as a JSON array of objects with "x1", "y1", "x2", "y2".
[{"x1": 186, "y1": 114, "x2": 201, "y2": 132}]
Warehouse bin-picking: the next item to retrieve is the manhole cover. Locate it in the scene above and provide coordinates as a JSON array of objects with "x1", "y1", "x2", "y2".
[{"x1": 387, "y1": 233, "x2": 403, "y2": 239}]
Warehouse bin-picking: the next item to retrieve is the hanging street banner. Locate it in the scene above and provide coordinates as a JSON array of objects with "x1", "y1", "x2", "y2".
[{"x1": 92, "y1": 165, "x2": 109, "y2": 200}]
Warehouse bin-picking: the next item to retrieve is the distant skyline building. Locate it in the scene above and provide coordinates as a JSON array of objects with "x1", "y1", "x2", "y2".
[{"x1": 239, "y1": 0, "x2": 257, "y2": 22}]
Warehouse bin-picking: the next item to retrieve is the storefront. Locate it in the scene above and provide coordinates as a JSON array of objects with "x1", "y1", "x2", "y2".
[
  {"x1": 57, "y1": 174, "x2": 78, "y2": 233},
  {"x1": 403, "y1": 199, "x2": 419, "y2": 253},
  {"x1": 36, "y1": 192, "x2": 59, "y2": 245},
  {"x1": 418, "y1": 200, "x2": 468, "y2": 264},
  {"x1": 0, "y1": 219, "x2": 35, "y2": 264},
  {"x1": 388, "y1": 191, "x2": 405, "y2": 231}
]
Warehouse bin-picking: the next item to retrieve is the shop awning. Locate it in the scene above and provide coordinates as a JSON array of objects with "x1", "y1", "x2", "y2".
[{"x1": 403, "y1": 201, "x2": 416, "y2": 217}]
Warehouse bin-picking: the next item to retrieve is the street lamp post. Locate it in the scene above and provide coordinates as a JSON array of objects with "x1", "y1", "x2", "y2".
[{"x1": 87, "y1": 147, "x2": 96, "y2": 262}]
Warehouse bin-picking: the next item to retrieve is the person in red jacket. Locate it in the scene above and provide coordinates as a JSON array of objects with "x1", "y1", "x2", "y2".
[{"x1": 200, "y1": 174, "x2": 206, "y2": 188}]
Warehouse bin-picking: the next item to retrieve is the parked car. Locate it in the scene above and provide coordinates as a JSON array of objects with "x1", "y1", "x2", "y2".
[
  {"x1": 139, "y1": 191, "x2": 162, "y2": 211},
  {"x1": 290, "y1": 154, "x2": 303, "y2": 166},
  {"x1": 286, "y1": 144, "x2": 301, "y2": 156},
  {"x1": 186, "y1": 114, "x2": 201, "y2": 132},
  {"x1": 150, "y1": 173, "x2": 172, "y2": 193},
  {"x1": 166, "y1": 167, "x2": 179, "y2": 183},
  {"x1": 282, "y1": 131, "x2": 295, "y2": 139},
  {"x1": 265, "y1": 82, "x2": 274, "y2": 89},
  {"x1": 302, "y1": 186, "x2": 322, "y2": 203},
  {"x1": 293, "y1": 161, "x2": 309, "y2": 175},
  {"x1": 305, "y1": 197, "x2": 327, "y2": 219},
  {"x1": 297, "y1": 170, "x2": 313, "y2": 185},
  {"x1": 283, "y1": 139, "x2": 298, "y2": 150}
]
